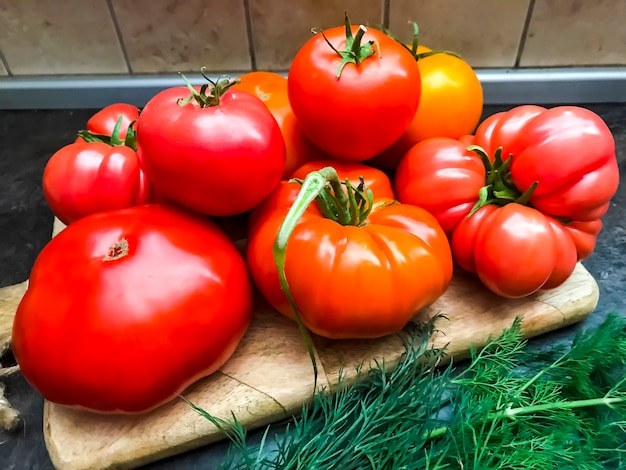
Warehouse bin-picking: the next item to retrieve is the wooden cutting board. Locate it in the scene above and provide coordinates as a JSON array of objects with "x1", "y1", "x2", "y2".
[{"x1": 0, "y1": 219, "x2": 599, "y2": 470}]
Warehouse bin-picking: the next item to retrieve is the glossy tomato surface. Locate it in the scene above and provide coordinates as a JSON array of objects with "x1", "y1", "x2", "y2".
[
  {"x1": 82, "y1": 103, "x2": 140, "y2": 140},
  {"x1": 136, "y1": 86, "x2": 286, "y2": 216},
  {"x1": 12, "y1": 204, "x2": 253, "y2": 413},
  {"x1": 394, "y1": 137, "x2": 486, "y2": 234},
  {"x1": 42, "y1": 141, "x2": 153, "y2": 225},
  {"x1": 288, "y1": 24, "x2": 421, "y2": 161},
  {"x1": 451, "y1": 204, "x2": 578, "y2": 297}
]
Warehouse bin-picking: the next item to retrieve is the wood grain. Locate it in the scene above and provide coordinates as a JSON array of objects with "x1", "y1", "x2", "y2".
[{"x1": 0, "y1": 217, "x2": 600, "y2": 470}]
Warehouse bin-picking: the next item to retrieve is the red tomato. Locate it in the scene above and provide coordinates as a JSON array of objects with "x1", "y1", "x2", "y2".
[
  {"x1": 394, "y1": 138, "x2": 486, "y2": 234},
  {"x1": 77, "y1": 103, "x2": 140, "y2": 142},
  {"x1": 247, "y1": 179, "x2": 452, "y2": 340},
  {"x1": 451, "y1": 204, "x2": 578, "y2": 297},
  {"x1": 473, "y1": 105, "x2": 619, "y2": 221},
  {"x1": 233, "y1": 72, "x2": 331, "y2": 178},
  {"x1": 368, "y1": 46, "x2": 483, "y2": 172},
  {"x1": 136, "y1": 82, "x2": 286, "y2": 216},
  {"x1": 291, "y1": 159, "x2": 395, "y2": 199},
  {"x1": 288, "y1": 18, "x2": 421, "y2": 161},
  {"x1": 12, "y1": 204, "x2": 253, "y2": 413},
  {"x1": 42, "y1": 141, "x2": 153, "y2": 225}
]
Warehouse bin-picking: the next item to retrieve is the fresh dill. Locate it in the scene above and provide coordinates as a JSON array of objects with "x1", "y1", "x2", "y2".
[{"x1": 186, "y1": 314, "x2": 626, "y2": 469}]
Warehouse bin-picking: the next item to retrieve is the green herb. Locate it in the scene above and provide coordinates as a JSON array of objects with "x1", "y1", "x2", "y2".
[{"x1": 186, "y1": 314, "x2": 626, "y2": 469}]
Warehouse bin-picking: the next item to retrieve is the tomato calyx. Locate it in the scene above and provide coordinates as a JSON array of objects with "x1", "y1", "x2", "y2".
[
  {"x1": 383, "y1": 22, "x2": 461, "y2": 62},
  {"x1": 177, "y1": 67, "x2": 240, "y2": 108},
  {"x1": 468, "y1": 145, "x2": 538, "y2": 217},
  {"x1": 77, "y1": 115, "x2": 138, "y2": 151},
  {"x1": 273, "y1": 166, "x2": 375, "y2": 391},
  {"x1": 312, "y1": 12, "x2": 378, "y2": 79}
]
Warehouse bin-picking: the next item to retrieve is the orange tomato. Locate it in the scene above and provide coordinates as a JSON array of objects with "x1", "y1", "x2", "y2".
[
  {"x1": 368, "y1": 46, "x2": 483, "y2": 173},
  {"x1": 234, "y1": 72, "x2": 331, "y2": 178}
]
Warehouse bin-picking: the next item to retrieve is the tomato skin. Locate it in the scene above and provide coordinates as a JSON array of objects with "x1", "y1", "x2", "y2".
[
  {"x1": 12, "y1": 204, "x2": 253, "y2": 413},
  {"x1": 288, "y1": 26, "x2": 421, "y2": 161},
  {"x1": 42, "y1": 141, "x2": 153, "y2": 225},
  {"x1": 136, "y1": 86, "x2": 286, "y2": 216},
  {"x1": 394, "y1": 138, "x2": 486, "y2": 234},
  {"x1": 291, "y1": 159, "x2": 395, "y2": 199},
  {"x1": 368, "y1": 47, "x2": 483, "y2": 172},
  {"x1": 451, "y1": 204, "x2": 578, "y2": 298},
  {"x1": 233, "y1": 72, "x2": 330, "y2": 178},
  {"x1": 247, "y1": 189, "x2": 452, "y2": 339}
]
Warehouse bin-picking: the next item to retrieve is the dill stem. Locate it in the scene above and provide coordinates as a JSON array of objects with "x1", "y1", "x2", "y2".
[
  {"x1": 494, "y1": 396, "x2": 625, "y2": 419},
  {"x1": 422, "y1": 396, "x2": 625, "y2": 442}
]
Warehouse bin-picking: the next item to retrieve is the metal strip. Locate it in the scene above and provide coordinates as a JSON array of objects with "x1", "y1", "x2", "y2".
[{"x1": 1, "y1": 67, "x2": 626, "y2": 109}]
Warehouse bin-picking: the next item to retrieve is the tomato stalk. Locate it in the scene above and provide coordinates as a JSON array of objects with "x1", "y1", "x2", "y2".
[
  {"x1": 77, "y1": 115, "x2": 138, "y2": 151},
  {"x1": 312, "y1": 12, "x2": 378, "y2": 79},
  {"x1": 383, "y1": 22, "x2": 461, "y2": 61},
  {"x1": 178, "y1": 67, "x2": 240, "y2": 108},
  {"x1": 468, "y1": 145, "x2": 538, "y2": 216},
  {"x1": 273, "y1": 167, "x2": 375, "y2": 389}
]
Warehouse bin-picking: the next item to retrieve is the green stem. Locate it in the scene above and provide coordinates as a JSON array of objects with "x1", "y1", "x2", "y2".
[
  {"x1": 423, "y1": 395, "x2": 626, "y2": 442},
  {"x1": 382, "y1": 21, "x2": 461, "y2": 61},
  {"x1": 177, "y1": 68, "x2": 240, "y2": 108},
  {"x1": 76, "y1": 115, "x2": 137, "y2": 151},
  {"x1": 274, "y1": 167, "x2": 375, "y2": 391},
  {"x1": 314, "y1": 12, "x2": 377, "y2": 79},
  {"x1": 466, "y1": 145, "x2": 539, "y2": 217}
]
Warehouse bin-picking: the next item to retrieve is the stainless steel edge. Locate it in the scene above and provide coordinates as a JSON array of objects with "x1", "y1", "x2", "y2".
[{"x1": 1, "y1": 67, "x2": 626, "y2": 109}]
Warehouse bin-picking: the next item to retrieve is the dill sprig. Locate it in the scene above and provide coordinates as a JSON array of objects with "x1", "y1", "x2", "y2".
[{"x1": 186, "y1": 314, "x2": 626, "y2": 469}]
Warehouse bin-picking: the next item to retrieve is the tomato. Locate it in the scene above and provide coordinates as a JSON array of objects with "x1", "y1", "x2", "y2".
[
  {"x1": 77, "y1": 103, "x2": 140, "y2": 142},
  {"x1": 12, "y1": 204, "x2": 253, "y2": 413},
  {"x1": 291, "y1": 159, "x2": 395, "y2": 199},
  {"x1": 247, "y1": 169, "x2": 452, "y2": 340},
  {"x1": 136, "y1": 78, "x2": 286, "y2": 216},
  {"x1": 394, "y1": 138, "x2": 486, "y2": 234},
  {"x1": 287, "y1": 15, "x2": 421, "y2": 161},
  {"x1": 368, "y1": 46, "x2": 483, "y2": 172},
  {"x1": 42, "y1": 141, "x2": 153, "y2": 225},
  {"x1": 473, "y1": 105, "x2": 619, "y2": 221},
  {"x1": 451, "y1": 204, "x2": 578, "y2": 298},
  {"x1": 233, "y1": 71, "x2": 330, "y2": 179}
]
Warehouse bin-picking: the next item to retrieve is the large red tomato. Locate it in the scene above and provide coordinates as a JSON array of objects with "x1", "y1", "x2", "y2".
[
  {"x1": 43, "y1": 141, "x2": 153, "y2": 225},
  {"x1": 12, "y1": 204, "x2": 253, "y2": 413},
  {"x1": 247, "y1": 168, "x2": 452, "y2": 339},
  {"x1": 136, "y1": 78, "x2": 286, "y2": 216},
  {"x1": 287, "y1": 15, "x2": 421, "y2": 161}
]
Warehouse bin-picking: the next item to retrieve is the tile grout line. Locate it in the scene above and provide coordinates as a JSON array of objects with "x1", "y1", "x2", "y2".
[
  {"x1": 383, "y1": 0, "x2": 390, "y2": 29},
  {"x1": 243, "y1": 0, "x2": 257, "y2": 71},
  {"x1": 514, "y1": 0, "x2": 536, "y2": 68},
  {"x1": 0, "y1": 47, "x2": 13, "y2": 76},
  {"x1": 106, "y1": 0, "x2": 134, "y2": 74}
]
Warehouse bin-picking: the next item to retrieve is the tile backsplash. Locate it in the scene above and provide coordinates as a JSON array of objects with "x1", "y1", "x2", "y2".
[{"x1": 0, "y1": 0, "x2": 624, "y2": 77}]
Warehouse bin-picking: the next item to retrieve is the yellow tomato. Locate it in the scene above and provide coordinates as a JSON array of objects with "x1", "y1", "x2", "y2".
[{"x1": 368, "y1": 46, "x2": 483, "y2": 173}]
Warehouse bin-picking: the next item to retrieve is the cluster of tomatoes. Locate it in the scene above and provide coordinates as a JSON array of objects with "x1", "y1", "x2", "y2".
[{"x1": 11, "y1": 15, "x2": 619, "y2": 415}]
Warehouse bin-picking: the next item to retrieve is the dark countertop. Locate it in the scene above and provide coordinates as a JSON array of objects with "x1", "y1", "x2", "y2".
[{"x1": 0, "y1": 103, "x2": 625, "y2": 469}]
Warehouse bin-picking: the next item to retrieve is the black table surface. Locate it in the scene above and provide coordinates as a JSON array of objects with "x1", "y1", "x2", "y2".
[{"x1": 1, "y1": 103, "x2": 625, "y2": 469}]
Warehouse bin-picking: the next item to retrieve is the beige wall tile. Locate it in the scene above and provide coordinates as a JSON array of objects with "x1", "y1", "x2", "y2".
[
  {"x1": 0, "y1": 57, "x2": 7, "y2": 76},
  {"x1": 249, "y1": 0, "x2": 385, "y2": 71},
  {"x1": 520, "y1": 0, "x2": 626, "y2": 66},
  {"x1": 112, "y1": 0, "x2": 250, "y2": 74},
  {"x1": 389, "y1": 0, "x2": 531, "y2": 67},
  {"x1": 0, "y1": 0, "x2": 127, "y2": 75}
]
